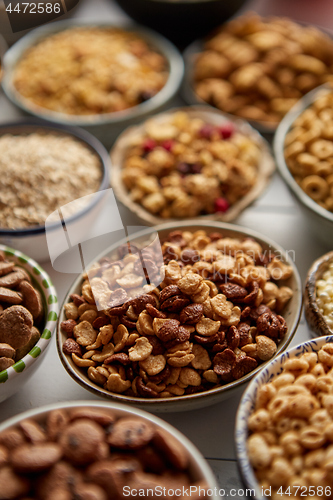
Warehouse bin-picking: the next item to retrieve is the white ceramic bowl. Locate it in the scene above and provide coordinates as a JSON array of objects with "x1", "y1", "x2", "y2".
[
  {"x1": 0, "y1": 119, "x2": 110, "y2": 262},
  {"x1": 0, "y1": 400, "x2": 220, "y2": 499},
  {"x1": 235, "y1": 334, "x2": 333, "y2": 500},
  {"x1": 0, "y1": 244, "x2": 58, "y2": 403},
  {"x1": 1, "y1": 20, "x2": 184, "y2": 149},
  {"x1": 274, "y1": 84, "x2": 333, "y2": 248},
  {"x1": 111, "y1": 105, "x2": 275, "y2": 226},
  {"x1": 57, "y1": 220, "x2": 302, "y2": 412}
]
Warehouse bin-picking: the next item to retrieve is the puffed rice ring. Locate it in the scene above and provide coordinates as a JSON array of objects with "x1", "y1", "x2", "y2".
[{"x1": 301, "y1": 175, "x2": 329, "y2": 201}]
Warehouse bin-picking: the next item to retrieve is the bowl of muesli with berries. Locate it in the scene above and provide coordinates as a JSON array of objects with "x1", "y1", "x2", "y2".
[
  {"x1": 111, "y1": 106, "x2": 275, "y2": 225},
  {"x1": 57, "y1": 221, "x2": 302, "y2": 412}
]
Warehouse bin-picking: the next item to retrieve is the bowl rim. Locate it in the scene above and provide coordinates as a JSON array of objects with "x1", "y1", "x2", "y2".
[
  {"x1": 57, "y1": 220, "x2": 303, "y2": 410},
  {"x1": 110, "y1": 104, "x2": 276, "y2": 226},
  {"x1": 0, "y1": 118, "x2": 111, "y2": 236},
  {"x1": 0, "y1": 399, "x2": 220, "y2": 497},
  {"x1": 304, "y1": 250, "x2": 333, "y2": 337},
  {"x1": 0, "y1": 244, "x2": 58, "y2": 385},
  {"x1": 273, "y1": 84, "x2": 333, "y2": 224},
  {"x1": 1, "y1": 19, "x2": 184, "y2": 127},
  {"x1": 235, "y1": 334, "x2": 333, "y2": 500}
]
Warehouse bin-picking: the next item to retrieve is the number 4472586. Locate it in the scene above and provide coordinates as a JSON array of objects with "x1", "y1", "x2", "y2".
[{"x1": 5, "y1": 3, "x2": 61, "y2": 14}]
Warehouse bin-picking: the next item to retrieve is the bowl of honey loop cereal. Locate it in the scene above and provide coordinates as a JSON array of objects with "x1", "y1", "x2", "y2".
[
  {"x1": 57, "y1": 221, "x2": 302, "y2": 412},
  {"x1": 236, "y1": 335, "x2": 333, "y2": 500},
  {"x1": 274, "y1": 85, "x2": 333, "y2": 248}
]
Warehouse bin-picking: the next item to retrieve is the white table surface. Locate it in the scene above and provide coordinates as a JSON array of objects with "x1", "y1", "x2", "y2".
[{"x1": 0, "y1": 0, "x2": 332, "y2": 496}]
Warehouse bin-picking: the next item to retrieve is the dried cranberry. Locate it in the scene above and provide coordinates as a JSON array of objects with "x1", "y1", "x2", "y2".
[
  {"x1": 161, "y1": 140, "x2": 174, "y2": 151},
  {"x1": 143, "y1": 138, "x2": 157, "y2": 153},
  {"x1": 199, "y1": 124, "x2": 215, "y2": 139},
  {"x1": 218, "y1": 122, "x2": 234, "y2": 139},
  {"x1": 214, "y1": 198, "x2": 230, "y2": 213},
  {"x1": 177, "y1": 162, "x2": 191, "y2": 175}
]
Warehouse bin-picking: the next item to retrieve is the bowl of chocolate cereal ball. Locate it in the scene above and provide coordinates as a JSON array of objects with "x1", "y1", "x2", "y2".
[
  {"x1": 305, "y1": 251, "x2": 333, "y2": 338},
  {"x1": 236, "y1": 335, "x2": 333, "y2": 500},
  {"x1": 0, "y1": 400, "x2": 219, "y2": 499},
  {"x1": 111, "y1": 106, "x2": 275, "y2": 224},
  {"x1": 274, "y1": 85, "x2": 333, "y2": 247},
  {"x1": 1, "y1": 21, "x2": 184, "y2": 148},
  {"x1": 57, "y1": 221, "x2": 302, "y2": 412},
  {"x1": 183, "y1": 14, "x2": 333, "y2": 133},
  {"x1": 0, "y1": 244, "x2": 58, "y2": 403},
  {"x1": 0, "y1": 120, "x2": 110, "y2": 262}
]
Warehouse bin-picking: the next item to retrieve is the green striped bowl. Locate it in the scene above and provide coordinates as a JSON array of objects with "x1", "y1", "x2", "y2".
[{"x1": 0, "y1": 244, "x2": 58, "y2": 402}]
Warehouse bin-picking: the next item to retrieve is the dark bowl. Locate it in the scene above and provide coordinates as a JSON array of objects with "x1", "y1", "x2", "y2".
[{"x1": 111, "y1": 0, "x2": 247, "y2": 47}]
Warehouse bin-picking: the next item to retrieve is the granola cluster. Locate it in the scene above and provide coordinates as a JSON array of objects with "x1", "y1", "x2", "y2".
[
  {"x1": 120, "y1": 111, "x2": 261, "y2": 218},
  {"x1": 284, "y1": 91, "x2": 333, "y2": 213},
  {"x1": 61, "y1": 230, "x2": 294, "y2": 399},
  {"x1": 193, "y1": 14, "x2": 333, "y2": 125},
  {"x1": 0, "y1": 406, "x2": 208, "y2": 499},
  {"x1": 13, "y1": 27, "x2": 168, "y2": 116},
  {"x1": 0, "y1": 133, "x2": 102, "y2": 229}
]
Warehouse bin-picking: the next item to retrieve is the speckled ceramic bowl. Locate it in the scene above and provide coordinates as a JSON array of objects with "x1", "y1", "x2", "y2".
[
  {"x1": 57, "y1": 220, "x2": 302, "y2": 413},
  {"x1": 0, "y1": 244, "x2": 58, "y2": 403},
  {"x1": 235, "y1": 335, "x2": 333, "y2": 500},
  {"x1": 0, "y1": 400, "x2": 219, "y2": 499},
  {"x1": 305, "y1": 251, "x2": 333, "y2": 338}
]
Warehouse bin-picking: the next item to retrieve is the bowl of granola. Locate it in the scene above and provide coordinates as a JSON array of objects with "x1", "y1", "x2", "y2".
[
  {"x1": 274, "y1": 85, "x2": 333, "y2": 247},
  {"x1": 0, "y1": 400, "x2": 219, "y2": 498},
  {"x1": 2, "y1": 21, "x2": 184, "y2": 148},
  {"x1": 111, "y1": 106, "x2": 275, "y2": 225},
  {"x1": 236, "y1": 335, "x2": 333, "y2": 500},
  {"x1": 0, "y1": 244, "x2": 58, "y2": 403},
  {"x1": 57, "y1": 221, "x2": 302, "y2": 412},
  {"x1": 0, "y1": 119, "x2": 110, "y2": 262},
  {"x1": 183, "y1": 14, "x2": 333, "y2": 133}
]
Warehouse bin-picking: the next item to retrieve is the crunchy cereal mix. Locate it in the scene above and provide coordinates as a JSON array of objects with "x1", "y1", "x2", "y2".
[
  {"x1": 0, "y1": 406, "x2": 208, "y2": 498},
  {"x1": 247, "y1": 343, "x2": 333, "y2": 499},
  {"x1": 61, "y1": 229, "x2": 294, "y2": 398},
  {"x1": 284, "y1": 91, "x2": 333, "y2": 213},
  {"x1": 119, "y1": 110, "x2": 261, "y2": 218},
  {"x1": 0, "y1": 133, "x2": 102, "y2": 229},
  {"x1": 0, "y1": 251, "x2": 44, "y2": 371},
  {"x1": 13, "y1": 27, "x2": 168, "y2": 115},
  {"x1": 193, "y1": 14, "x2": 333, "y2": 125}
]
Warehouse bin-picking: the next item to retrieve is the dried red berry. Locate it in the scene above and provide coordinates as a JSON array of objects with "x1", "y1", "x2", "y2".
[
  {"x1": 143, "y1": 138, "x2": 157, "y2": 152},
  {"x1": 218, "y1": 122, "x2": 234, "y2": 139},
  {"x1": 214, "y1": 198, "x2": 230, "y2": 213}
]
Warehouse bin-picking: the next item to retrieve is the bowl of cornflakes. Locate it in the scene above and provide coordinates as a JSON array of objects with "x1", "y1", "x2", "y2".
[
  {"x1": 111, "y1": 106, "x2": 275, "y2": 225},
  {"x1": 1, "y1": 21, "x2": 184, "y2": 148},
  {"x1": 57, "y1": 220, "x2": 302, "y2": 412}
]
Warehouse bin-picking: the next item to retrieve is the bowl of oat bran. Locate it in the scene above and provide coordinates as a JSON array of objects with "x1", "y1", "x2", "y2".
[
  {"x1": 0, "y1": 119, "x2": 110, "y2": 262},
  {"x1": 1, "y1": 21, "x2": 184, "y2": 149}
]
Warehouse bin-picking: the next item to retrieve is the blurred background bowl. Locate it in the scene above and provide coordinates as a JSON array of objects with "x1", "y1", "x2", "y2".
[
  {"x1": 235, "y1": 334, "x2": 333, "y2": 500},
  {"x1": 111, "y1": 0, "x2": 247, "y2": 47},
  {"x1": 304, "y1": 250, "x2": 333, "y2": 338},
  {"x1": 0, "y1": 119, "x2": 110, "y2": 262},
  {"x1": 1, "y1": 20, "x2": 184, "y2": 149},
  {"x1": 0, "y1": 400, "x2": 220, "y2": 498},
  {"x1": 57, "y1": 220, "x2": 302, "y2": 412},
  {"x1": 0, "y1": 244, "x2": 58, "y2": 403},
  {"x1": 111, "y1": 106, "x2": 275, "y2": 226},
  {"x1": 274, "y1": 85, "x2": 333, "y2": 248}
]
